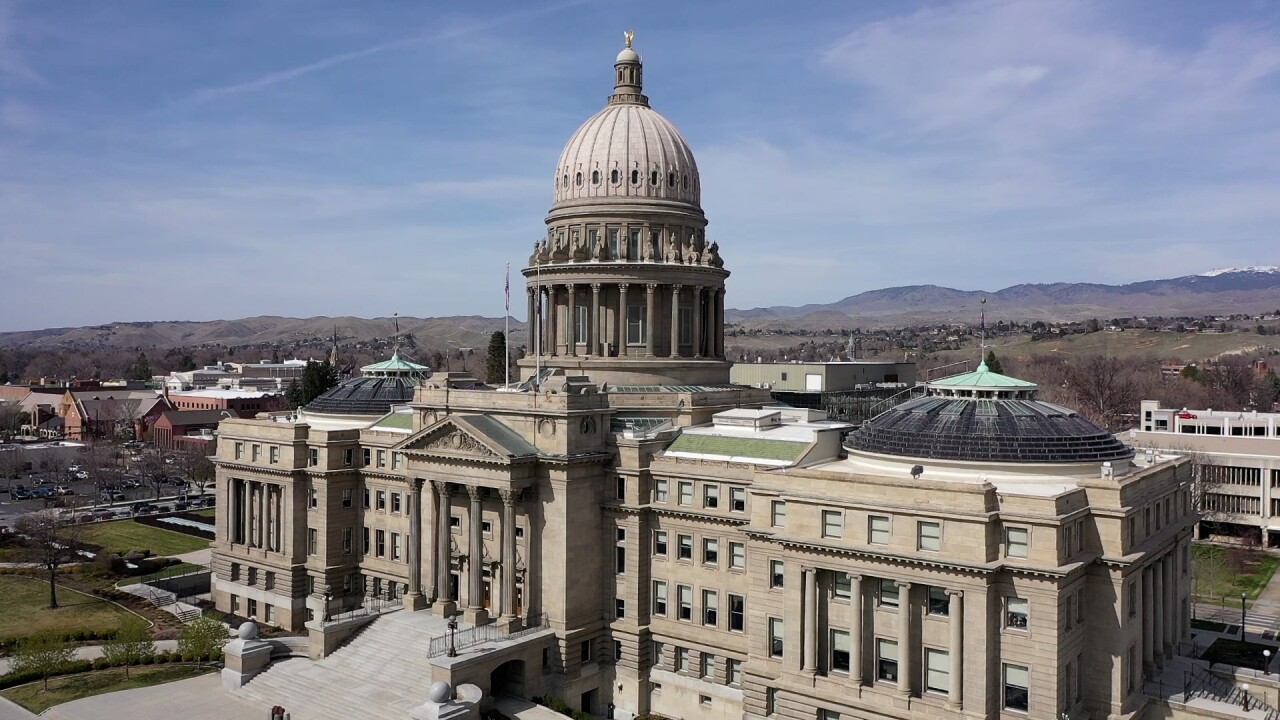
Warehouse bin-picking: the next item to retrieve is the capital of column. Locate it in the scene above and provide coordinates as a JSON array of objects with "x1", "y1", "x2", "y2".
[
  {"x1": 465, "y1": 485, "x2": 484, "y2": 503},
  {"x1": 433, "y1": 480, "x2": 450, "y2": 498},
  {"x1": 646, "y1": 283, "x2": 657, "y2": 294},
  {"x1": 945, "y1": 589, "x2": 963, "y2": 597},
  {"x1": 499, "y1": 489, "x2": 518, "y2": 507},
  {"x1": 895, "y1": 581, "x2": 912, "y2": 590},
  {"x1": 671, "y1": 284, "x2": 682, "y2": 293},
  {"x1": 619, "y1": 283, "x2": 629, "y2": 291},
  {"x1": 409, "y1": 477, "x2": 425, "y2": 492},
  {"x1": 590, "y1": 283, "x2": 601, "y2": 293}
]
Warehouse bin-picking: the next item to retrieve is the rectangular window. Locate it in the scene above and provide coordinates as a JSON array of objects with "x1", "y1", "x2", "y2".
[
  {"x1": 928, "y1": 586, "x2": 949, "y2": 615},
  {"x1": 652, "y1": 640, "x2": 664, "y2": 668},
  {"x1": 820, "y1": 712, "x2": 840, "y2": 720},
  {"x1": 727, "y1": 658, "x2": 742, "y2": 686},
  {"x1": 614, "y1": 640, "x2": 623, "y2": 661},
  {"x1": 702, "y1": 538, "x2": 719, "y2": 565},
  {"x1": 363, "y1": 487, "x2": 370, "y2": 509},
  {"x1": 869, "y1": 515, "x2": 890, "y2": 544},
  {"x1": 703, "y1": 484, "x2": 719, "y2": 508},
  {"x1": 834, "y1": 572, "x2": 852, "y2": 599},
  {"x1": 342, "y1": 527, "x2": 352, "y2": 554},
  {"x1": 730, "y1": 487, "x2": 746, "y2": 512},
  {"x1": 699, "y1": 653, "x2": 713, "y2": 678},
  {"x1": 615, "y1": 546, "x2": 626, "y2": 574},
  {"x1": 674, "y1": 646, "x2": 688, "y2": 672},
  {"x1": 615, "y1": 598, "x2": 626, "y2": 619},
  {"x1": 616, "y1": 476, "x2": 626, "y2": 501},
  {"x1": 1006, "y1": 597, "x2": 1029, "y2": 629},
  {"x1": 678, "y1": 482, "x2": 693, "y2": 506},
  {"x1": 768, "y1": 617, "x2": 784, "y2": 657},
  {"x1": 626, "y1": 305, "x2": 646, "y2": 345},
  {"x1": 925, "y1": 648, "x2": 950, "y2": 694},
  {"x1": 574, "y1": 304, "x2": 588, "y2": 348},
  {"x1": 391, "y1": 493, "x2": 402, "y2": 514},
  {"x1": 362, "y1": 448, "x2": 371, "y2": 466},
  {"x1": 729, "y1": 541, "x2": 745, "y2": 570},
  {"x1": 678, "y1": 534, "x2": 693, "y2": 560},
  {"x1": 831, "y1": 629, "x2": 850, "y2": 673},
  {"x1": 375, "y1": 529, "x2": 386, "y2": 558},
  {"x1": 341, "y1": 489, "x2": 352, "y2": 508},
  {"x1": 765, "y1": 688, "x2": 777, "y2": 716},
  {"x1": 362, "y1": 527, "x2": 369, "y2": 554},
  {"x1": 771, "y1": 500, "x2": 786, "y2": 527},
  {"x1": 877, "y1": 639, "x2": 898, "y2": 682},
  {"x1": 628, "y1": 229, "x2": 641, "y2": 261},
  {"x1": 678, "y1": 585, "x2": 693, "y2": 621},
  {"x1": 879, "y1": 578, "x2": 899, "y2": 608},
  {"x1": 729, "y1": 594, "x2": 745, "y2": 632},
  {"x1": 918, "y1": 521, "x2": 941, "y2": 552},
  {"x1": 391, "y1": 532, "x2": 402, "y2": 561},
  {"x1": 376, "y1": 449, "x2": 386, "y2": 468},
  {"x1": 234, "y1": 442, "x2": 243, "y2": 460},
  {"x1": 376, "y1": 490, "x2": 386, "y2": 511},
  {"x1": 770, "y1": 559, "x2": 785, "y2": 588},
  {"x1": 309, "y1": 487, "x2": 318, "y2": 508},
  {"x1": 822, "y1": 509, "x2": 843, "y2": 538},
  {"x1": 309, "y1": 448, "x2": 318, "y2": 466},
  {"x1": 307, "y1": 527, "x2": 317, "y2": 555},
  {"x1": 654, "y1": 531, "x2": 668, "y2": 556},
  {"x1": 269, "y1": 446, "x2": 279, "y2": 464},
  {"x1": 1005, "y1": 526, "x2": 1029, "y2": 558},
  {"x1": 654, "y1": 479, "x2": 668, "y2": 503},
  {"x1": 251, "y1": 444, "x2": 260, "y2": 462},
  {"x1": 653, "y1": 581, "x2": 668, "y2": 616},
  {"x1": 702, "y1": 589, "x2": 718, "y2": 626},
  {"x1": 1004, "y1": 663, "x2": 1029, "y2": 711},
  {"x1": 581, "y1": 639, "x2": 593, "y2": 664},
  {"x1": 343, "y1": 448, "x2": 354, "y2": 467}
]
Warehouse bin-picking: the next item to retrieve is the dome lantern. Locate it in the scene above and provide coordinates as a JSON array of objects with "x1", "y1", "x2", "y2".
[{"x1": 610, "y1": 30, "x2": 647, "y2": 106}]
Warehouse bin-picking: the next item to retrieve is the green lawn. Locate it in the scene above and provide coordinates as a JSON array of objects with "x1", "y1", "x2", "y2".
[
  {"x1": 1, "y1": 665, "x2": 213, "y2": 713},
  {"x1": 0, "y1": 575, "x2": 143, "y2": 643},
  {"x1": 190, "y1": 508, "x2": 215, "y2": 518},
  {"x1": 79, "y1": 520, "x2": 210, "y2": 557},
  {"x1": 125, "y1": 562, "x2": 205, "y2": 586},
  {"x1": 1192, "y1": 544, "x2": 1280, "y2": 603}
]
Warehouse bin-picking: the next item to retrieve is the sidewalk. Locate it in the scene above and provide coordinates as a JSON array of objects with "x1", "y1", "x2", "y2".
[{"x1": 0, "y1": 640, "x2": 180, "y2": 676}]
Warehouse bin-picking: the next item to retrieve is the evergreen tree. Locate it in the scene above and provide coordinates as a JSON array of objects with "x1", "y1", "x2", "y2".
[
  {"x1": 984, "y1": 350, "x2": 1004, "y2": 374},
  {"x1": 129, "y1": 352, "x2": 152, "y2": 381},
  {"x1": 485, "y1": 331, "x2": 508, "y2": 385},
  {"x1": 285, "y1": 379, "x2": 304, "y2": 410},
  {"x1": 0, "y1": 369, "x2": 8, "y2": 384},
  {"x1": 176, "y1": 353, "x2": 196, "y2": 372},
  {"x1": 300, "y1": 360, "x2": 339, "y2": 406}
]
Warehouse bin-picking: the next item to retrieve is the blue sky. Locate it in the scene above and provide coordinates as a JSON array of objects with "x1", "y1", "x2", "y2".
[{"x1": 2, "y1": 0, "x2": 1279, "y2": 331}]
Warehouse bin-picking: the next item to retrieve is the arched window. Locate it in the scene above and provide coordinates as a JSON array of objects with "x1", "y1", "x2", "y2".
[
  {"x1": 611, "y1": 169, "x2": 620, "y2": 184},
  {"x1": 650, "y1": 170, "x2": 659, "y2": 186},
  {"x1": 631, "y1": 169, "x2": 640, "y2": 185},
  {"x1": 592, "y1": 170, "x2": 600, "y2": 185},
  {"x1": 575, "y1": 172, "x2": 582, "y2": 187},
  {"x1": 668, "y1": 172, "x2": 676, "y2": 187},
  {"x1": 683, "y1": 175, "x2": 689, "y2": 191},
  {"x1": 562, "y1": 174, "x2": 568, "y2": 188}
]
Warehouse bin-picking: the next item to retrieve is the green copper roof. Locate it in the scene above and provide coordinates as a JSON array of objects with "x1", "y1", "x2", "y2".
[
  {"x1": 929, "y1": 363, "x2": 1037, "y2": 389},
  {"x1": 371, "y1": 413, "x2": 414, "y2": 430},
  {"x1": 362, "y1": 351, "x2": 429, "y2": 375},
  {"x1": 667, "y1": 434, "x2": 808, "y2": 463}
]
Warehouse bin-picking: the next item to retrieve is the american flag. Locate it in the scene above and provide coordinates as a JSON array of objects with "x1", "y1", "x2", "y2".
[{"x1": 505, "y1": 263, "x2": 510, "y2": 311}]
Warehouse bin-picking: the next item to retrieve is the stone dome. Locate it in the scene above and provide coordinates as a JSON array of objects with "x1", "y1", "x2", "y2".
[
  {"x1": 552, "y1": 37, "x2": 700, "y2": 208},
  {"x1": 427, "y1": 681, "x2": 452, "y2": 704}
]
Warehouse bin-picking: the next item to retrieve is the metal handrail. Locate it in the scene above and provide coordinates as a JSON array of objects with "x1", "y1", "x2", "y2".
[
  {"x1": 318, "y1": 596, "x2": 402, "y2": 626},
  {"x1": 1148, "y1": 665, "x2": 1280, "y2": 720},
  {"x1": 427, "y1": 613, "x2": 549, "y2": 657}
]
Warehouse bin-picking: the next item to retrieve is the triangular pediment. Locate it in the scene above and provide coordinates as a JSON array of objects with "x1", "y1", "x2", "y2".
[{"x1": 395, "y1": 414, "x2": 537, "y2": 462}]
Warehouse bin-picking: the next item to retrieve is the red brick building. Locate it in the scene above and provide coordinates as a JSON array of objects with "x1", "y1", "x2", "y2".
[
  {"x1": 167, "y1": 390, "x2": 285, "y2": 416},
  {"x1": 153, "y1": 409, "x2": 238, "y2": 454}
]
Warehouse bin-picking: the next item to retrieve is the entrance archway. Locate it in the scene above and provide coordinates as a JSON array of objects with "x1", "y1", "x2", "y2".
[{"x1": 490, "y1": 659, "x2": 525, "y2": 698}]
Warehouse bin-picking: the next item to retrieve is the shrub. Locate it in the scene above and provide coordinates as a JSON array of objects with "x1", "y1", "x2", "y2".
[
  {"x1": 177, "y1": 616, "x2": 229, "y2": 660},
  {"x1": 92, "y1": 657, "x2": 111, "y2": 671}
]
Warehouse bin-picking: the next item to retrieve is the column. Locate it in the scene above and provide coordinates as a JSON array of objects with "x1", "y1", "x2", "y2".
[
  {"x1": 897, "y1": 582, "x2": 912, "y2": 696},
  {"x1": 618, "y1": 284, "x2": 629, "y2": 357},
  {"x1": 716, "y1": 288, "x2": 726, "y2": 358},
  {"x1": 692, "y1": 286, "x2": 704, "y2": 358},
  {"x1": 256, "y1": 481, "x2": 265, "y2": 549},
  {"x1": 850, "y1": 575, "x2": 864, "y2": 685},
  {"x1": 404, "y1": 478, "x2": 426, "y2": 610},
  {"x1": 499, "y1": 489, "x2": 518, "y2": 629},
  {"x1": 434, "y1": 481, "x2": 455, "y2": 614},
  {"x1": 273, "y1": 485, "x2": 282, "y2": 551},
  {"x1": 527, "y1": 288, "x2": 536, "y2": 352},
  {"x1": 802, "y1": 567, "x2": 818, "y2": 672},
  {"x1": 589, "y1": 284, "x2": 601, "y2": 356},
  {"x1": 1142, "y1": 566, "x2": 1154, "y2": 670},
  {"x1": 547, "y1": 285, "x2": 559, "y2": 356},
  {"x1": 1153, "y1": 561, "x2": 1165, "y2": 669},
  {"x1": 670, "y1": 284, "x2": 682, "y2": 358},
  {"x1": 1164, "y1": 554, "x2": 1177, "y2": 656},
  {"x1": 645, "y1": 284, "x2": 657, "y2": 356},
  {"x1": 566, "y1": 284, "x2": 577, "y2": 356},
  {"x1": 948, "y1": 590, "x2": 964, "y2": 709},
  {"x1": 465, "y1": 485, "x2": 489, "y2": 624}
]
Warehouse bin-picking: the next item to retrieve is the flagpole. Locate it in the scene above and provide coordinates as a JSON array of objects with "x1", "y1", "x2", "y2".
[{"x1": 505, "y1": 262, "x2": 511, "y2": 388}]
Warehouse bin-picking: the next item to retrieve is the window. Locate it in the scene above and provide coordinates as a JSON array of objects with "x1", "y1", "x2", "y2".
[
  {"x1": 234, "y1": 442, "x2": 243, "y2": 460},
  {"x1": 1126, "y1": 581, "x2": 1136, "y2": 617},
  {"x1": 616, "y1": 476, "x2": 626, "y2": 500},
  {"x1": 614, "y1": 640, "x2": 622, "y2": 661},
  {"x1": 591, "y1": 170, "x2": 600, "y2": 185},
  {"x1": 615, "y1": 546, "x2": 626, "y2": 573},
  {"x1": 309, "y1": 448, "x2": 318, "y2": 466},
  {"x1": 362, "y1": 488, "x2": 370, "y2": 509},
  {"x1": 376, "y1": 450, "x2": 386, "y2": 468},
  {"x1": 308, "y1": 488, "x2": 318, "y2": 509},
  {"x1": 765, "y1": 688, "x2": 778, "y2": 716},
  {"x1": 391, "y1": 532, "x2": 402, "y2": 561},
  {"x1": 342, "y1": 528, "x2": 352, "y2": 554},
  {"x1": 1003, "y1": 663, "x2": 1029, "y2": 711},
  {"x1": 574, "y1": 304, "x2": 588, "y2": 346},
  {"x1": 450, "y1": 515, "x2": 460, "y2": 529},
  {"x1": 678, "y1": 534, "x2": 693, "y2": 560},
  {"x1": 616, "y1": 527, "x2": 625, "y2": 541},
  {"x1": 269, "y1": 446, "x2": 279, "y2": 464},
  {"x1": 703, "y1": 484, "x2": 719, "y2": 508},
  {"x1": 768, "y1": 617, "x2": 784, "y2": 657},
  {"x1": 265, "y1": 605, "x2": 274, "y2": 623},
  {"x1": 700, "y1": 653, "x2": 713, "y2": 678},
  {"x1": 877, "y1": 579, "x2": 901, "y2": 608},
  {"x1": 877, "y1": 639, "x2": 898, "y2": 682},
  {"x1": 654, "y1": 479, "x2": 668, "y2": 503},
  {"x1": 925, "y1": 648, "x2": 950, "y2": 694},
  {"x1": 928, "y1": 586, "x2": 949, "y2": 615},
  {"x1": 581, "y1": 639, "x2": 593, "y2": 664},
  {"x1": 820, "y1": 712, "x2": 840, "y2": 720},
  {"x1": 653, "y1": 581, "x2": 667, "y2": 616},
  {"x1": 1005, "y1": 526, "x2": 1029, "y2": 558},
  {"x1": 362, "y1": 527, "x2": 369, "y2": 554},
  {"x1": 652, "y1": 640, "x2": 665, "y2": 668},
  {"x1": 362, "y1": 448, "x2": 371, "y2": 466},
  {"x1": 727, "y1": 658, "x2": 742, "y2": 686},
  {"x1": 831, "y1": 629, "x2": 850, "y2": 673},
  {"x1": 391, "y1": 493, "x2": 402, "y2": 514},
  {"x1": 677, "y1": 585, "x2": 692, "y2": 621},
  {"x1": 729, "y1": 594, "x2": 745, "y2": 632},
  {"x1": 375, "y1": 529, "x2": 385, "y2": 557},
  {"x1": 918, "y1": 521, "x2": 941, "y2": 552},
  {"x1": 730, "y1": 487, "x2": 746, "y2": 512},
  {"x1": 307, "y1": 527, "x2": 317, "y2": 555},
  {"x1": 252, "y1": 444, "x2": 261, "y2": 462},
  {"x1": 1006, "y1": 597, "x2": 1029, "y2": 629},
  {"x1": 375, "y1": 490, "x2": 385, "y2": 511},
  {"x1": 341, "y1": 489, "x2": 352, "y2": 508},
  {"x1": 611, "y1": 169, "x2": 619, "y2": 184},
  {"x1": 702, "y1": 538, "x2": 719, "y2": 565},
  {"x1": 654, "y1": 531, "x2": 668, "y2": 556},
  {"x1": 822, "y1": 510, "x2": 843, "y2": 538},
  {"x1": 342, "y1": 448, "x2": 353, "y2": 467},
  {"x1": 869, "y1": 515, "x2": 890, "y2": 544},
  {"x1": 729, "y1": 541, "x2": 745, "y2": 570},
  {"x1": 834, "y1": 572, "x2": 852, "y2": 599},
  {"x1": 679, "y1": 307, "x2": 693, "y2": 344},
  {"x1": 626, "y1": 305, "x2": 646, "y2": 345},
  {"x1": 674, "y1": 646, "x2": 688, "y2": 672},
  {"x1": 770, "y1": 559, "x2": 784, "y2": 588},
  {"x1": 628, "y1": 229, "x2": 641, "y2": 259},
  {"x1": 615, "y1": 598, "x2": 625, "y2": 619},
  {"x1": 771, "y1": 500, "x2": 786, "y2": 527},
  {"x1": 702, "y1": 590, "x2": 718, "y2": 626},
  {"x1": 678, "y1": 482, "x2": 693, "y2": 506}
]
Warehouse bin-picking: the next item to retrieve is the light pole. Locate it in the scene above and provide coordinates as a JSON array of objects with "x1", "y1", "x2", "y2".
[
  {"x1": 1265, "y1": 649, "x2": 1272, "y2": 675},
  {"x1": 1242, "y1": 592, "x2": 1248, "y2": 638},
  {"x1": 1241, "y1": 682, "x2": 1250, "y2": 711},
  {"x1": 447, "y1": 618, "x2": 459, "y2": 657}
]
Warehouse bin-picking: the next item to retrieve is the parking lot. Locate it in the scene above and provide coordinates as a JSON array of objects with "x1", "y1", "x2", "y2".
[{"x1": 0, "y1": 470, "x2": 212, "y2": 527}]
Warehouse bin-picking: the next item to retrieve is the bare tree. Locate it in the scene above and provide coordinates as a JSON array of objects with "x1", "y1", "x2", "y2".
[
  {"x1": 0, "y1": 446, "x2": 26, "y2": 490},
  {"x1": 1060, "y1": 355, "x2": 1148, "y2": 431},
  {"x1": 137, "y1": 450, "x2": 171, "y2": 500},
  {"x1": 14, "y1": 509, "x2": 85, "y2": 609},
  {"x1": 176, "y1": 449, "x2": 215, "y2": 496}
]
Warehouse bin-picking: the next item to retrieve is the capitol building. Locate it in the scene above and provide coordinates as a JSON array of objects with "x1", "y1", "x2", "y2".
[{"x1": 211, "y1": 36, "x2": 1195, "y2": 720}]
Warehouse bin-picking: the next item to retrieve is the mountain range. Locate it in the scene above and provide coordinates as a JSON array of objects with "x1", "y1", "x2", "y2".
[{"x1": 1, "y1": 268, "x2": 1277, "y2": 349}]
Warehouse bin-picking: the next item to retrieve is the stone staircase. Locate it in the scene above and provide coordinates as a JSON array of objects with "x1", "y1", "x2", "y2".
[{"x1": 236, "y1": 609, "x2": 453, "y2": 719}]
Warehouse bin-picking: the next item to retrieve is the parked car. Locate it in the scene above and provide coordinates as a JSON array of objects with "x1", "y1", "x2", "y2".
[
  {"x1": 68, "y1": 464, "x2": 81, "y2": 473},
  {"x1": 1177, "y1": 411, "x2": 1198, "y2": 419},
  {"x1": 91, "y1": 509, "x2": 113, "y2": 521},
  {"x1": 172, "y1": 500, "x2": 189, "y2": 511},
  {"x1": 101, "y1": 490, "x2": 125, "y2": 502},
  {"x1": 32, "y1": 487, "x2": 55, "y2": 499},
  {"x1": 11, "y1": 489, "x2": 31, "y2": 500},
  {"x1": 74, "y1": 470, "x2": 89, "y2": 480},
  {"x1": 54, "y1": 485, "x2": 74, "y2": 496},
  {"x1": 121, "y1": 477, "x2": 142, "y2": 489},
  {"x1": 131, "y1": 502, "x2": 157, "y2": 515}
]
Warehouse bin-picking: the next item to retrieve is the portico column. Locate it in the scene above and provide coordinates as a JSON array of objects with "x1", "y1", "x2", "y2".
[
  {"x1": 566, "y1": 284, "x2": 577, "y2": 356},
  {"x1": 257, "y1": 482, "x2": 266, "y2": 549},
  {"x1": 645, "y1": 284, "x2": 657, "y2": 356},
  {"x1": 850, "y1": 574, "x2": 865, "y2": 684},
  {"x1": 670, "y1": 284, "x2": 682, "y2": 358},
  {"x1": 692, "y1": 286, "x2": 704, "y2": 358},
  {"x1": 1153, "y1": 561, "x2": 1165, "y2": 670},
  {"x1": 547, "y1": 285, "x2": 559, "y2": 356},
  {"x1": 464, "y1": 485, "x2": 489, "y2": 625},
  {"x1": 527, "y1": 288, "x2": 536, "y2": 350},
  {"x1": 716, "y1": 288, "x2": 726, "y2": 358},
  {"x1": 1143, "y1": 566, "x2": 1154, "y2": 670},
  {"x1": 947, "y1": 590, "x2": 964, "y2": 709},
  {"x1": 499, "y1": 489, "x2": 519, "y2": 631},
  {"x1": 802, "y1": 567, "x2": 818, "y2": 672},
  {"x1": 618, "y1": 284, "x2": 629, "y2": 357},
  {"x1": 404, "y1": 478, "x2": 426, "y2": 610},
  {"x1": 589, "y1": 284, "x2": 601, "y2": 356},
  {"x1": 897, "y1": 582, "x2": 912, "y2": 696},
  {"x1": 433, "y1": 481, "x2": 456, "y2": 616},
  {"x1": 1164, "y1": 554, "x2": 1177, "y2": 657}
]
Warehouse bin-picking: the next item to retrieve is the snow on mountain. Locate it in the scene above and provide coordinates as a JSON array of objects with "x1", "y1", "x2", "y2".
[{"x1": 1200, "y1": 265, "x2": 1280, "y2": 277}]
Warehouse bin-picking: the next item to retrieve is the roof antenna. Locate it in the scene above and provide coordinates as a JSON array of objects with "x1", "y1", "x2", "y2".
[
  {"x1": 392, "y1": 313, "x2": 401, "y2": 355},
  {"x1": 978, "y1": 297, "x2": 989, "y2": 372}
]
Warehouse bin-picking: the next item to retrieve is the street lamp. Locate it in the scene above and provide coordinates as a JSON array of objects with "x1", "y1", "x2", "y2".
[
  {"x1": 1265, "y1": 649, "x2": 1272, "y2": 675},
  {"x1": 1241, "y1": 682, "x2": 1250, "y2": 711},
  {"x1": 446, "y1": 618, "x2": 459, "y2": 657},
  {"x1": 1242, "y1": 592, "x2": 1248, "y2": 639}
]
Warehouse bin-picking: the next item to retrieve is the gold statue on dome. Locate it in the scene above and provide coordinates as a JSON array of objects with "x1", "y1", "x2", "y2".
[{"x1": 624, "y1": 30, "x2": 634, "y2": 48}]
